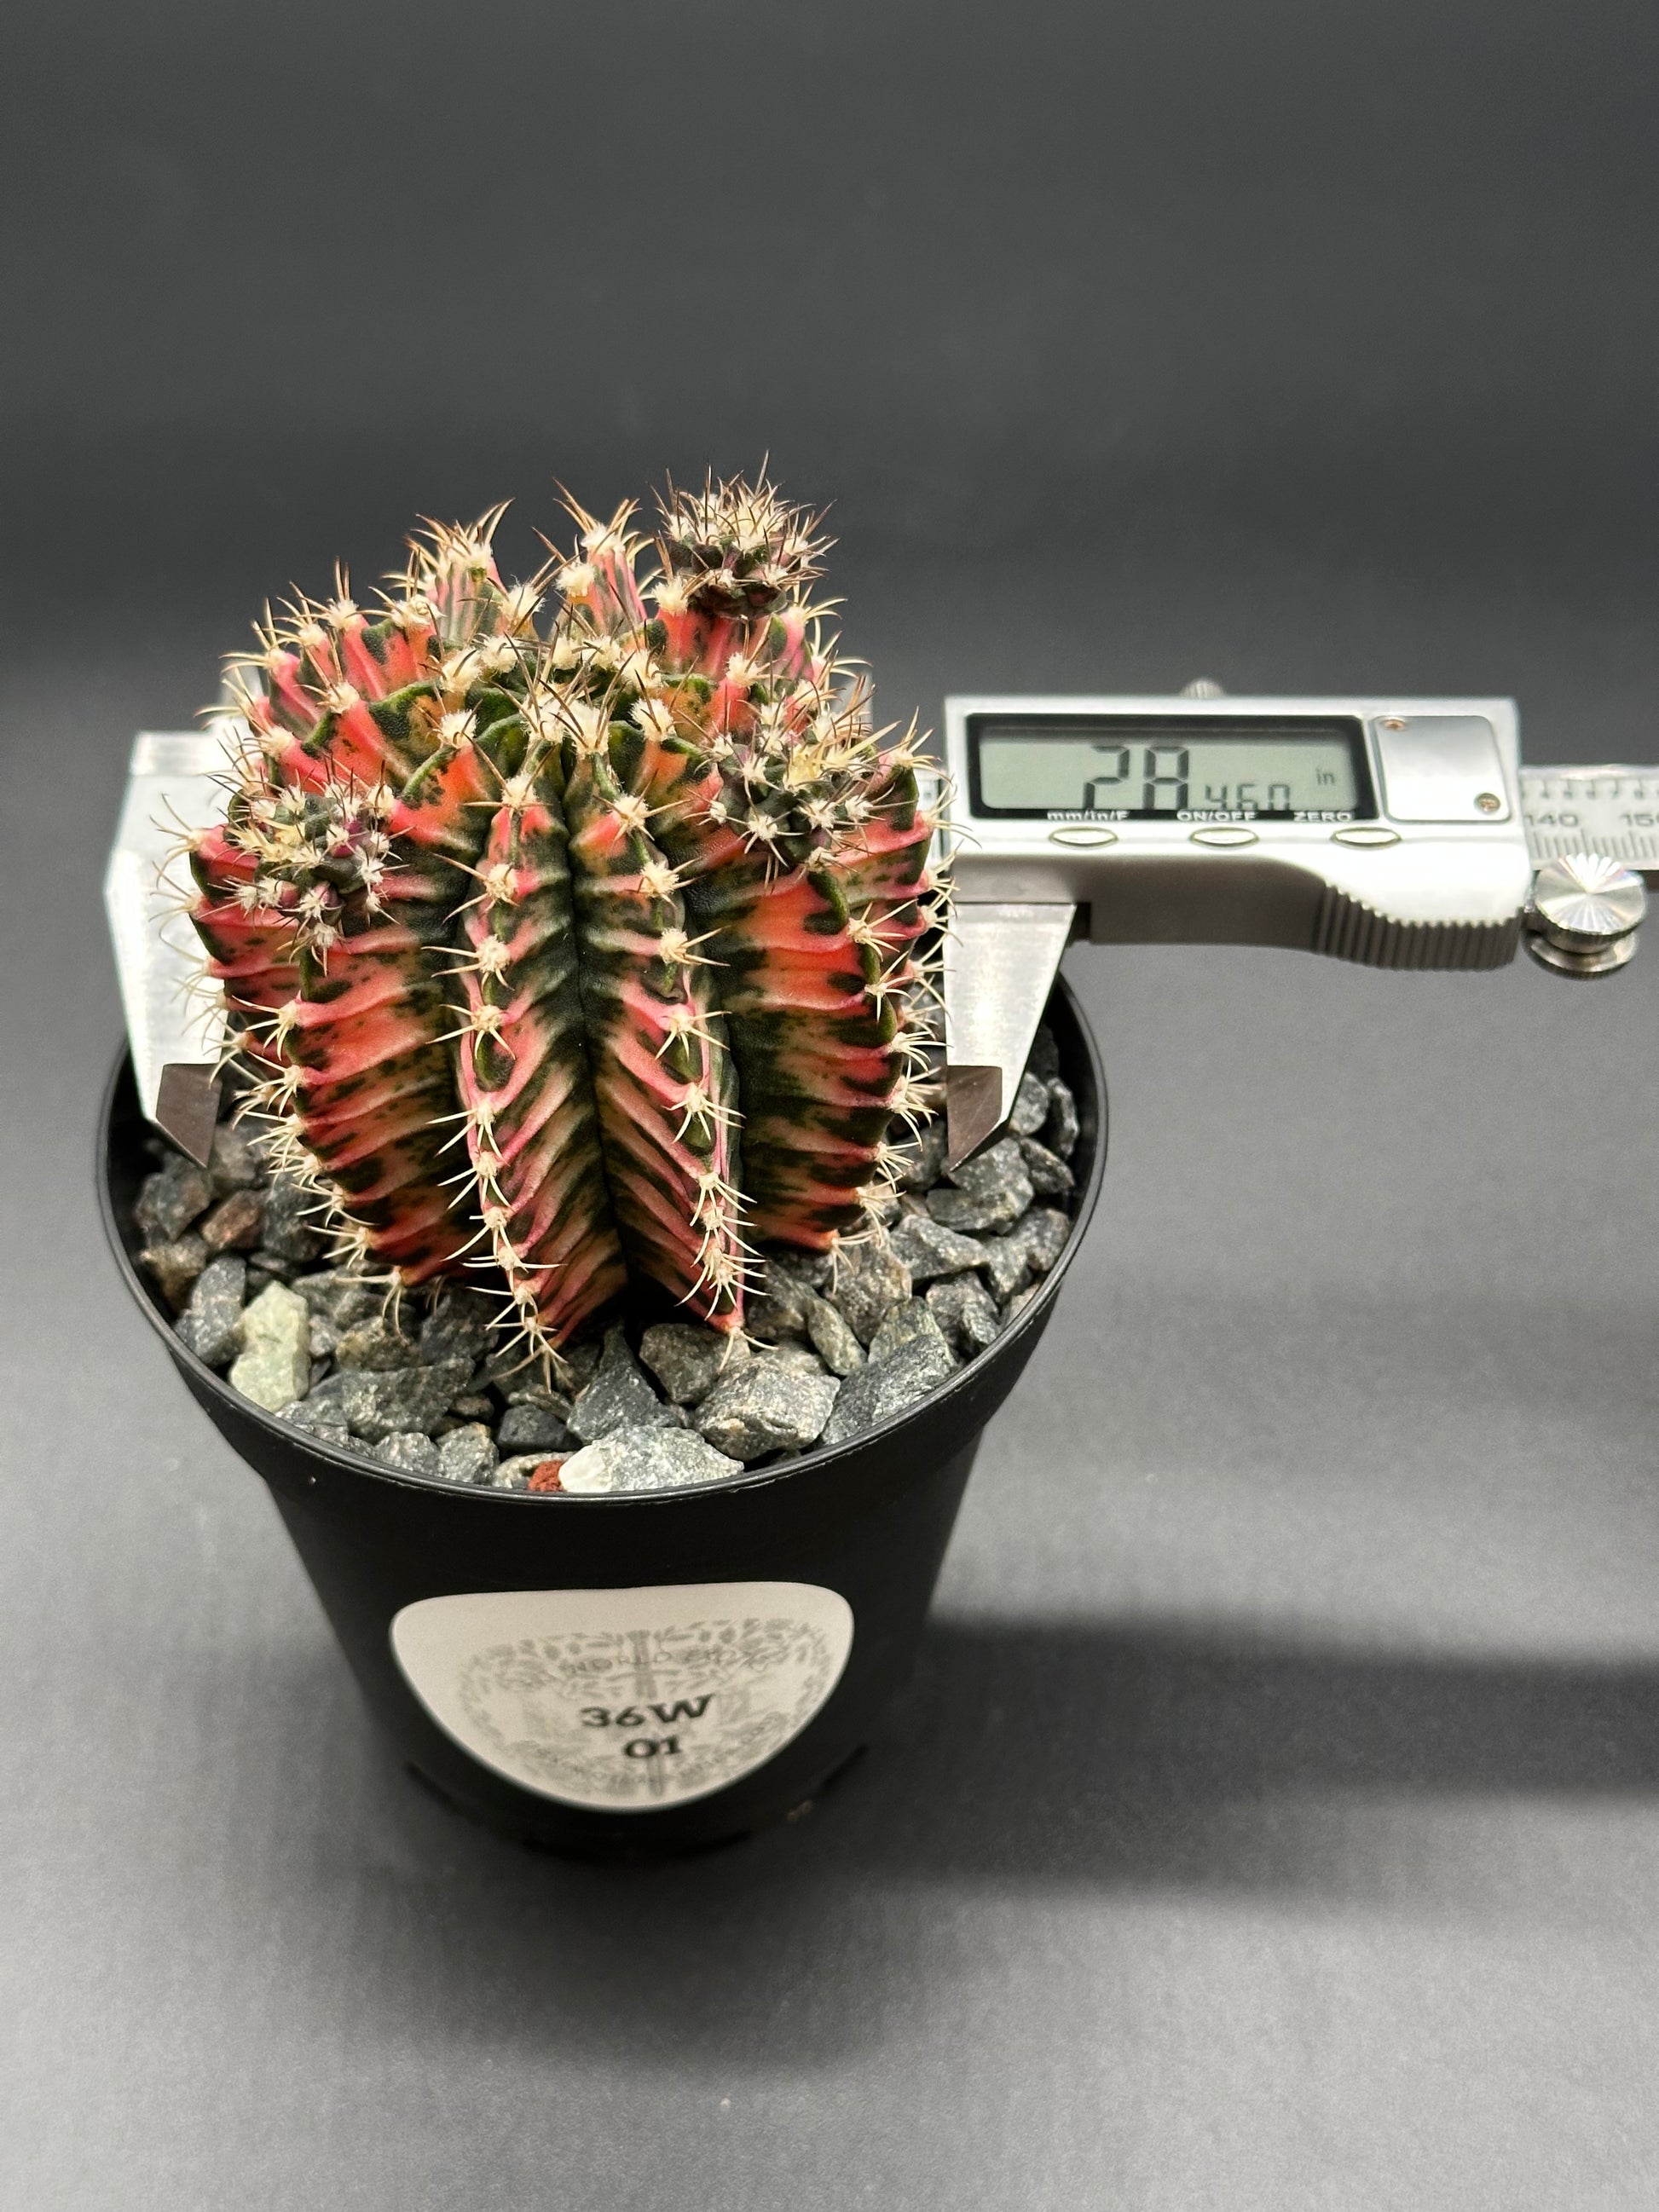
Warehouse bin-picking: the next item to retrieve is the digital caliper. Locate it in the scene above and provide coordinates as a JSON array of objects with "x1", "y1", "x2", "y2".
[
  {"x1": 108, "y1": 698, "x2": 1656, "y2": 1171},
  {"x1": 939, "y1": 688, "x2": 1655, "y2": 1164}
]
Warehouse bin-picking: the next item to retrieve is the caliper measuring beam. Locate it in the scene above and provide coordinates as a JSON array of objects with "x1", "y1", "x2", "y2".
[
  {"x1": 941, "y1": 689, "x2": 1656, "y2": 1165},
  {"x1": 106, "y1": 699, "x2": 1659, "y2": 1171}
]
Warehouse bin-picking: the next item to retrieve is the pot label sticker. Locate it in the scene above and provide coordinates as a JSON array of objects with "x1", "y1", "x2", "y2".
[{"x1": 390, "y1": 1582, "x2": 854, "y2": 1812}]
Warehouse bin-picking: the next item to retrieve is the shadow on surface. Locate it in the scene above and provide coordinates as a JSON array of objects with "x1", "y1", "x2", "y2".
[
  {"x1": 240, "y1": 1613, "x2": 1659, "y2": 2067},
  {"x1": 907, "y1": 1616, "x2": 1659, "y2": 1809}
]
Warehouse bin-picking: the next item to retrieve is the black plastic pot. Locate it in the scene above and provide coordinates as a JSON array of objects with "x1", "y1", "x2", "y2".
[{"x1": 100, "y1": 979, "x2": 1106, "y2": 1855}]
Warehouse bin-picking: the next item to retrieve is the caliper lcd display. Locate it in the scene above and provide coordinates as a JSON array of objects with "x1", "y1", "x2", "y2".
[{"x1": 968, "y1": 714, "x2": 1376, "y2": 822}]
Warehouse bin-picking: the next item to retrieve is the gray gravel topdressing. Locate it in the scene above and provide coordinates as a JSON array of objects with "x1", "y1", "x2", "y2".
[{"x1": 131, "y1": 1030, "x2": 1082, "y2": 1492}]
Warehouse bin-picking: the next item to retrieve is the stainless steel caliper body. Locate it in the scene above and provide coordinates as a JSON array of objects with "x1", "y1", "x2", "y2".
[
  {"x1": 939, "y1": 691, "x2": 1653, "y2": 1164},
  {"x1": 104, "y1": 700, "x2": 1656, "y2": 1170}
]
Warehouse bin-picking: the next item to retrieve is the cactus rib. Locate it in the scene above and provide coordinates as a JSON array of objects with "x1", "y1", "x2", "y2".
[{"x1": 452, "y1": 734, "x2": 628, "y2": 1350}]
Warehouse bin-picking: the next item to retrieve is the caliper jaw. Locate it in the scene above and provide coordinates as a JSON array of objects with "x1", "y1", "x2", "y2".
[
  {"x1": 103, "y1": 731, "x2": 232, "y2": 1164},
  {"x1": 942, "y1": 902, "x2": 1078, "y2": 1168}
]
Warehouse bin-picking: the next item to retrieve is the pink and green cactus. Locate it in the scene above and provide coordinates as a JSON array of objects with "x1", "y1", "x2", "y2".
[{"x1": 187, "y1": 476, "x2": 945, "y2": 1365}]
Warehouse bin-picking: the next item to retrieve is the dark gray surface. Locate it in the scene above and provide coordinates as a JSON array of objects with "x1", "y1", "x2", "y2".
[
  {"x1": 6, "y1": 0, "x2": 1659, "y2": 2203},
  {"x1": 5, "y1": 612, "x2": 1659, "y2": 2211}
]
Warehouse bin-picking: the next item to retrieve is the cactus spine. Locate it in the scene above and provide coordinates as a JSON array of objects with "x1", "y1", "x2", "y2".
[{"x1": 188, "y1": 477, "x2": 945, "y2": 1362}]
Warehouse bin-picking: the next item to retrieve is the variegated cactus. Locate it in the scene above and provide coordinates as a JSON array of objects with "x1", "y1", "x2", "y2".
[{"x1": 187, "y1": 476, "x2": 945, "y2": 1366}]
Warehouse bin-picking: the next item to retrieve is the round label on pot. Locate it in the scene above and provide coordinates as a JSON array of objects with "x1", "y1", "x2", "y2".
[{"x1": 389, "y1": 1582, "x2": 855, "y2": 1812}]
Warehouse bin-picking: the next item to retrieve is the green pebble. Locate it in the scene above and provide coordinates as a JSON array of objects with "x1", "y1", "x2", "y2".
[{"x1": 230, "y1": 1281, "x2": 311, "y2": 1410}]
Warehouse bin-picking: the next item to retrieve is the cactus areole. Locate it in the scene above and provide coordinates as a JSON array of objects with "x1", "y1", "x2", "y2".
[{"x1": 187, "y1": 478, "x2": 946, "y2": 1373}]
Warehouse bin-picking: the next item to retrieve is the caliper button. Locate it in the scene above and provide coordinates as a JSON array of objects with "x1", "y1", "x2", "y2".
[
  {"x1": 1189, "y1": 825, "x2": 1258, "y2": 846},
  {"x1": 1332, "y1": 825, "x2": 1402, "y2": 847},
  {"x1": 1048, "y1": 825, "x2": 1118, "y2": 848}
]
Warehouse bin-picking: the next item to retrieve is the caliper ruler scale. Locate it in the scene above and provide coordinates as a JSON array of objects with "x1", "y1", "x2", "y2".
[
  {"x1": 1518, "y1": 767, "x2": 1659, "y2": 874},
  {"x1": 940, "y1": 692, "x2": 1656, "y2": 1166}
]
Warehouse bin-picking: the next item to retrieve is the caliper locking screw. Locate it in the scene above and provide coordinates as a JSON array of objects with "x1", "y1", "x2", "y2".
[{"x1": 1524, "y1": 852, "x2": 1647, "y2": 979}]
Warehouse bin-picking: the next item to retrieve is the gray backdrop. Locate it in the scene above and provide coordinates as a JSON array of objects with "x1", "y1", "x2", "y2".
[{"x1": 3, "y1": 3, "x2": 1657, "y2": 2205}]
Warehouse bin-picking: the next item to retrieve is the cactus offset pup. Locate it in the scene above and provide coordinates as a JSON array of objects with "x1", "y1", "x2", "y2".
[{"x1": 187, "y1": 477, "x2": 946, "y2": 1370}]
